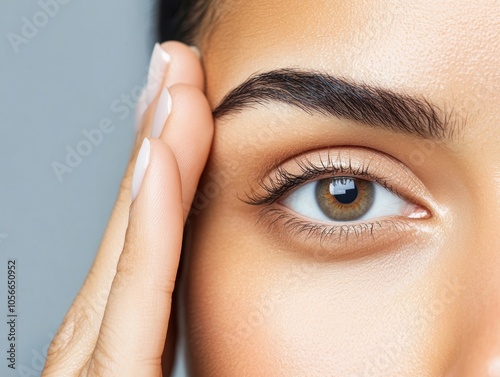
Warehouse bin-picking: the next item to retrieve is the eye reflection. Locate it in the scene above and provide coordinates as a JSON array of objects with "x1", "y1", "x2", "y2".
[
  {"x1": 281, "y1": 175, "x2": 413, "y2": 223},
  {"x1": 316, "y1": 178, "x2": 374, "y2": 221}
]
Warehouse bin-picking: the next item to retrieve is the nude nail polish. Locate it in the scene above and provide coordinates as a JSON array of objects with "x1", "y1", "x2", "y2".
[
  {"x1": 190, "y1": 45, "x2": 201, "y2": 58},
  {"x1": 146, "y1": 43, "x2": 170, "y2": 105},
  {"x1": 151, "y1": 88, "x2": 172, "y2": 138},
  {"x1": 131, "y1": 138, "x2": 150, "y2": 202}
]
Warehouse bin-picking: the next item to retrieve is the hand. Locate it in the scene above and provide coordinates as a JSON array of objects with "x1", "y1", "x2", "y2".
[{"x1": 42, "y1": 41, "x2": 213, "y2": 376}]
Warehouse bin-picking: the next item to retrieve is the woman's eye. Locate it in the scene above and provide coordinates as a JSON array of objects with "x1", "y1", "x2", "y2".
[{"x1": 281, "y1": 177, "x2": 412, "y2": 222}]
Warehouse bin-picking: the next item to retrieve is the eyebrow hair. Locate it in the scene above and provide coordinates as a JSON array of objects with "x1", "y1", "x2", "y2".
[{"x1": 212, "y1": 68, "x2": 461, "y2": 140}]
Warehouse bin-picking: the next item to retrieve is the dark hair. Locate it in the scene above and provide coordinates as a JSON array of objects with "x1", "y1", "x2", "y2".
[{"x1": 157, "y1": 0, "x2": 214, "y2": 44}]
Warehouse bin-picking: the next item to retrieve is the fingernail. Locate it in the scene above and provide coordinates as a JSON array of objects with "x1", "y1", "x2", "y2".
[
  {"x1": 134, "y1": 88, "x2": 148, "y2": 131},
  {"x1": 151, "y1": 88, "x2": 172, "y2": 138},
  {"x1": 189, "y1": 45, "x2": 201, "y2": 58},
  {"x1": 131, "y1": 138, "x2": 151, "y2": 202},
  {"x1": 146, "y1": 43, "x2": 171, "y2": 105}
]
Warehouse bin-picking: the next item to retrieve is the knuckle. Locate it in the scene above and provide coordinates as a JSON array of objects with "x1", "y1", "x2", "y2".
[
  {"x1": 169, "y1": 82, "x2": 204, "y2": 100},
  {"x1": 161, "y1": 274, "x2": 177, "y2": 298},
  {"x1": 46, "y1": 294, "x2": 98, "y2": 360},
  {"x1": 46, "y1": 321, "x2": 74, "y2": 361}
]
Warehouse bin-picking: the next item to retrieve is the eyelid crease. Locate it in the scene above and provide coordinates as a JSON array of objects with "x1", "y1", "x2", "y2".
[
  {"x1": 242, "y1": 147, "x2": 430, "y2": 213},
  {"x1": 244, "y1": 156, "x2": 391, "y2": 205}
]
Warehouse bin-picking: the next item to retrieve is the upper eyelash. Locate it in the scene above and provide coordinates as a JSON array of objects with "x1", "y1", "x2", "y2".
[{"x1": 242, "y1": 151, "x2": 395, "y2": 206}]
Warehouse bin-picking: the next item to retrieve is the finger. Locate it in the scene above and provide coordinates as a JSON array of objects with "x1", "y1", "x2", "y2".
[
  {"x1": 44, "y1": 41, "x2": 204, "y2": 373},
  {"x1": 86, "y1": 138, "x2": 183, "y2": 376},
  {"x1": 136, "y1": 41, "x2": 203, "y2": 125},
  {"x1": 137, "y1": 41, "x2": 205, "y2": 135},
  {"x1": 151, "y1": 84, "x2": 214, "y2": 220},
  {"x1": 149, "y1": 82, "x2": 213, "y2": 375},
  {"x1": 160, "y1": 41, "x2": 204, "y2": 91}
]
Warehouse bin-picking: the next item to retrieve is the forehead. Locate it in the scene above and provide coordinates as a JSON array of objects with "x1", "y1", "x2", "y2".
[{"x1": 203, "y1": 0, "x2": 499, "y2": 111}]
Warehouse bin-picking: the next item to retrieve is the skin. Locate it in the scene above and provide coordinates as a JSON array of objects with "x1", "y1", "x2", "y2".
[
  {"x1": 43, "y1": 1, "x2": 499, "y2": 376},
  {"x1": 183, "y1": 0, "x2": 500, "y2": 376}
]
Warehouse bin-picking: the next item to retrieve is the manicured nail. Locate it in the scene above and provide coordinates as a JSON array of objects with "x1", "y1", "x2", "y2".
[
  {"x1": 146, "y1": 43, "x2": 171, "y2": 105},
  {"x1": 131, "y1": 138, "x2": 150, "y2": 202},
  {"x1": 134, "y1": 88, "x2": 148, "y2": 131},
  {"x1": 151, "y1": 88, "x2": 172, "y2": 138},
  {"x1": 189, "y1": 45, "x2": 201, "y2": 58}
]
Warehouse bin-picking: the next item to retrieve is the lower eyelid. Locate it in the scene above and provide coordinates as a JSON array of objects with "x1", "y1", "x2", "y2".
[
  {"x1": 254, "y1": 206, "x2": 432, "y2": 261},
  {"x1": 243, "y1": 147, "x2": 437, "y2": 258},
  {"x1": 264, "y1": 206, "x2": 409, "y2": 236}
]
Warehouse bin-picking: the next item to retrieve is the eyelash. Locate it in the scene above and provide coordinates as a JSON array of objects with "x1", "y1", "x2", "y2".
[
  {"x1": 244, "y1": 153, "x2": 397, "y2": 206},
  {"x1": 254, "y1": 208, "x2": 409, "y2": 245},
  {"x1": 242, "y1": 151, "x2": 419, "y2": 243}
]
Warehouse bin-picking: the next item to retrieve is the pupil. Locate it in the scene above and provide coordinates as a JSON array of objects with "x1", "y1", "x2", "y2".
[
  {"x1": 329, "y1": 178, "x2": 358, "y2": 204},
  {"x1": 316, "y1": 177, "x2": 374, "y2": 222}
]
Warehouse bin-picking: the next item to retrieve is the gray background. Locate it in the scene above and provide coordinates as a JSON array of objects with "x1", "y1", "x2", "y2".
[{"x1": 0, "y1": 1, "x2": 185, "y2": 376}]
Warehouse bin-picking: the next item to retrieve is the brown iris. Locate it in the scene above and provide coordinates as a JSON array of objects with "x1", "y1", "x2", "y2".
[{"x1": 315, "y1": 177, "x2": 375, "y2": 221}]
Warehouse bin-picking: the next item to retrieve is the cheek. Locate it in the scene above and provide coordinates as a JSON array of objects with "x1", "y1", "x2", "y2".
[
  {"x1": 181, "y1": 206, "x2": 283, "y2": 375},
  {"x1": 181, "y1": 206, "x2": 464, "y2": 377}
]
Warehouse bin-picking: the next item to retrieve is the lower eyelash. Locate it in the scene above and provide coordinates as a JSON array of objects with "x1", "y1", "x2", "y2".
[{"x1": 258, "y1": 207, "x2": 411, "y2": 245}]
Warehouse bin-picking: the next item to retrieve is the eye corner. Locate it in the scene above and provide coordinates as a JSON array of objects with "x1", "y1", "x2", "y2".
[{"x1": 404, "y1": 204, "x2": 432, "y2": 220}]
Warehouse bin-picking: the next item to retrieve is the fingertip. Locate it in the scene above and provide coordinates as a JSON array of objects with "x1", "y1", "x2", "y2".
[
  {"x1": 159, "y1": 41, "x2": 204, "y2": 90},
  {"x1": 151, "y1": 87, "x2": 172, "y2": 138},
  {"x1": 140, "y1": 138, "x2": 183, "y2": 211},
  {"x1": 95, "y1": 136, "x2": 184, "y2": 375},
  {"x1": 189, "y1": 45, "x2": 202, "y2": 59},
  {"x1": 146, "y1": 43, "x2": 171, "y2": 105},
  {"x1": 157, "y1": 84, "x2": 214, "y2": 219}
]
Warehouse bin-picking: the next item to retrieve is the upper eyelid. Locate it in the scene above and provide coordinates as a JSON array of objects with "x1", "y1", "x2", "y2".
[
  {"x1": 242, "y1": 147, "x2": 432, "y2": 211},
  {"x1": 244, "y1": 162, "x2": 392, "y2": 206}
]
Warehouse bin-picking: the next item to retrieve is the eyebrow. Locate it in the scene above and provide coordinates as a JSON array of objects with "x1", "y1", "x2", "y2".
[{"x1": 212, "y1": 68, "x2": 461, "y2": 140}]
